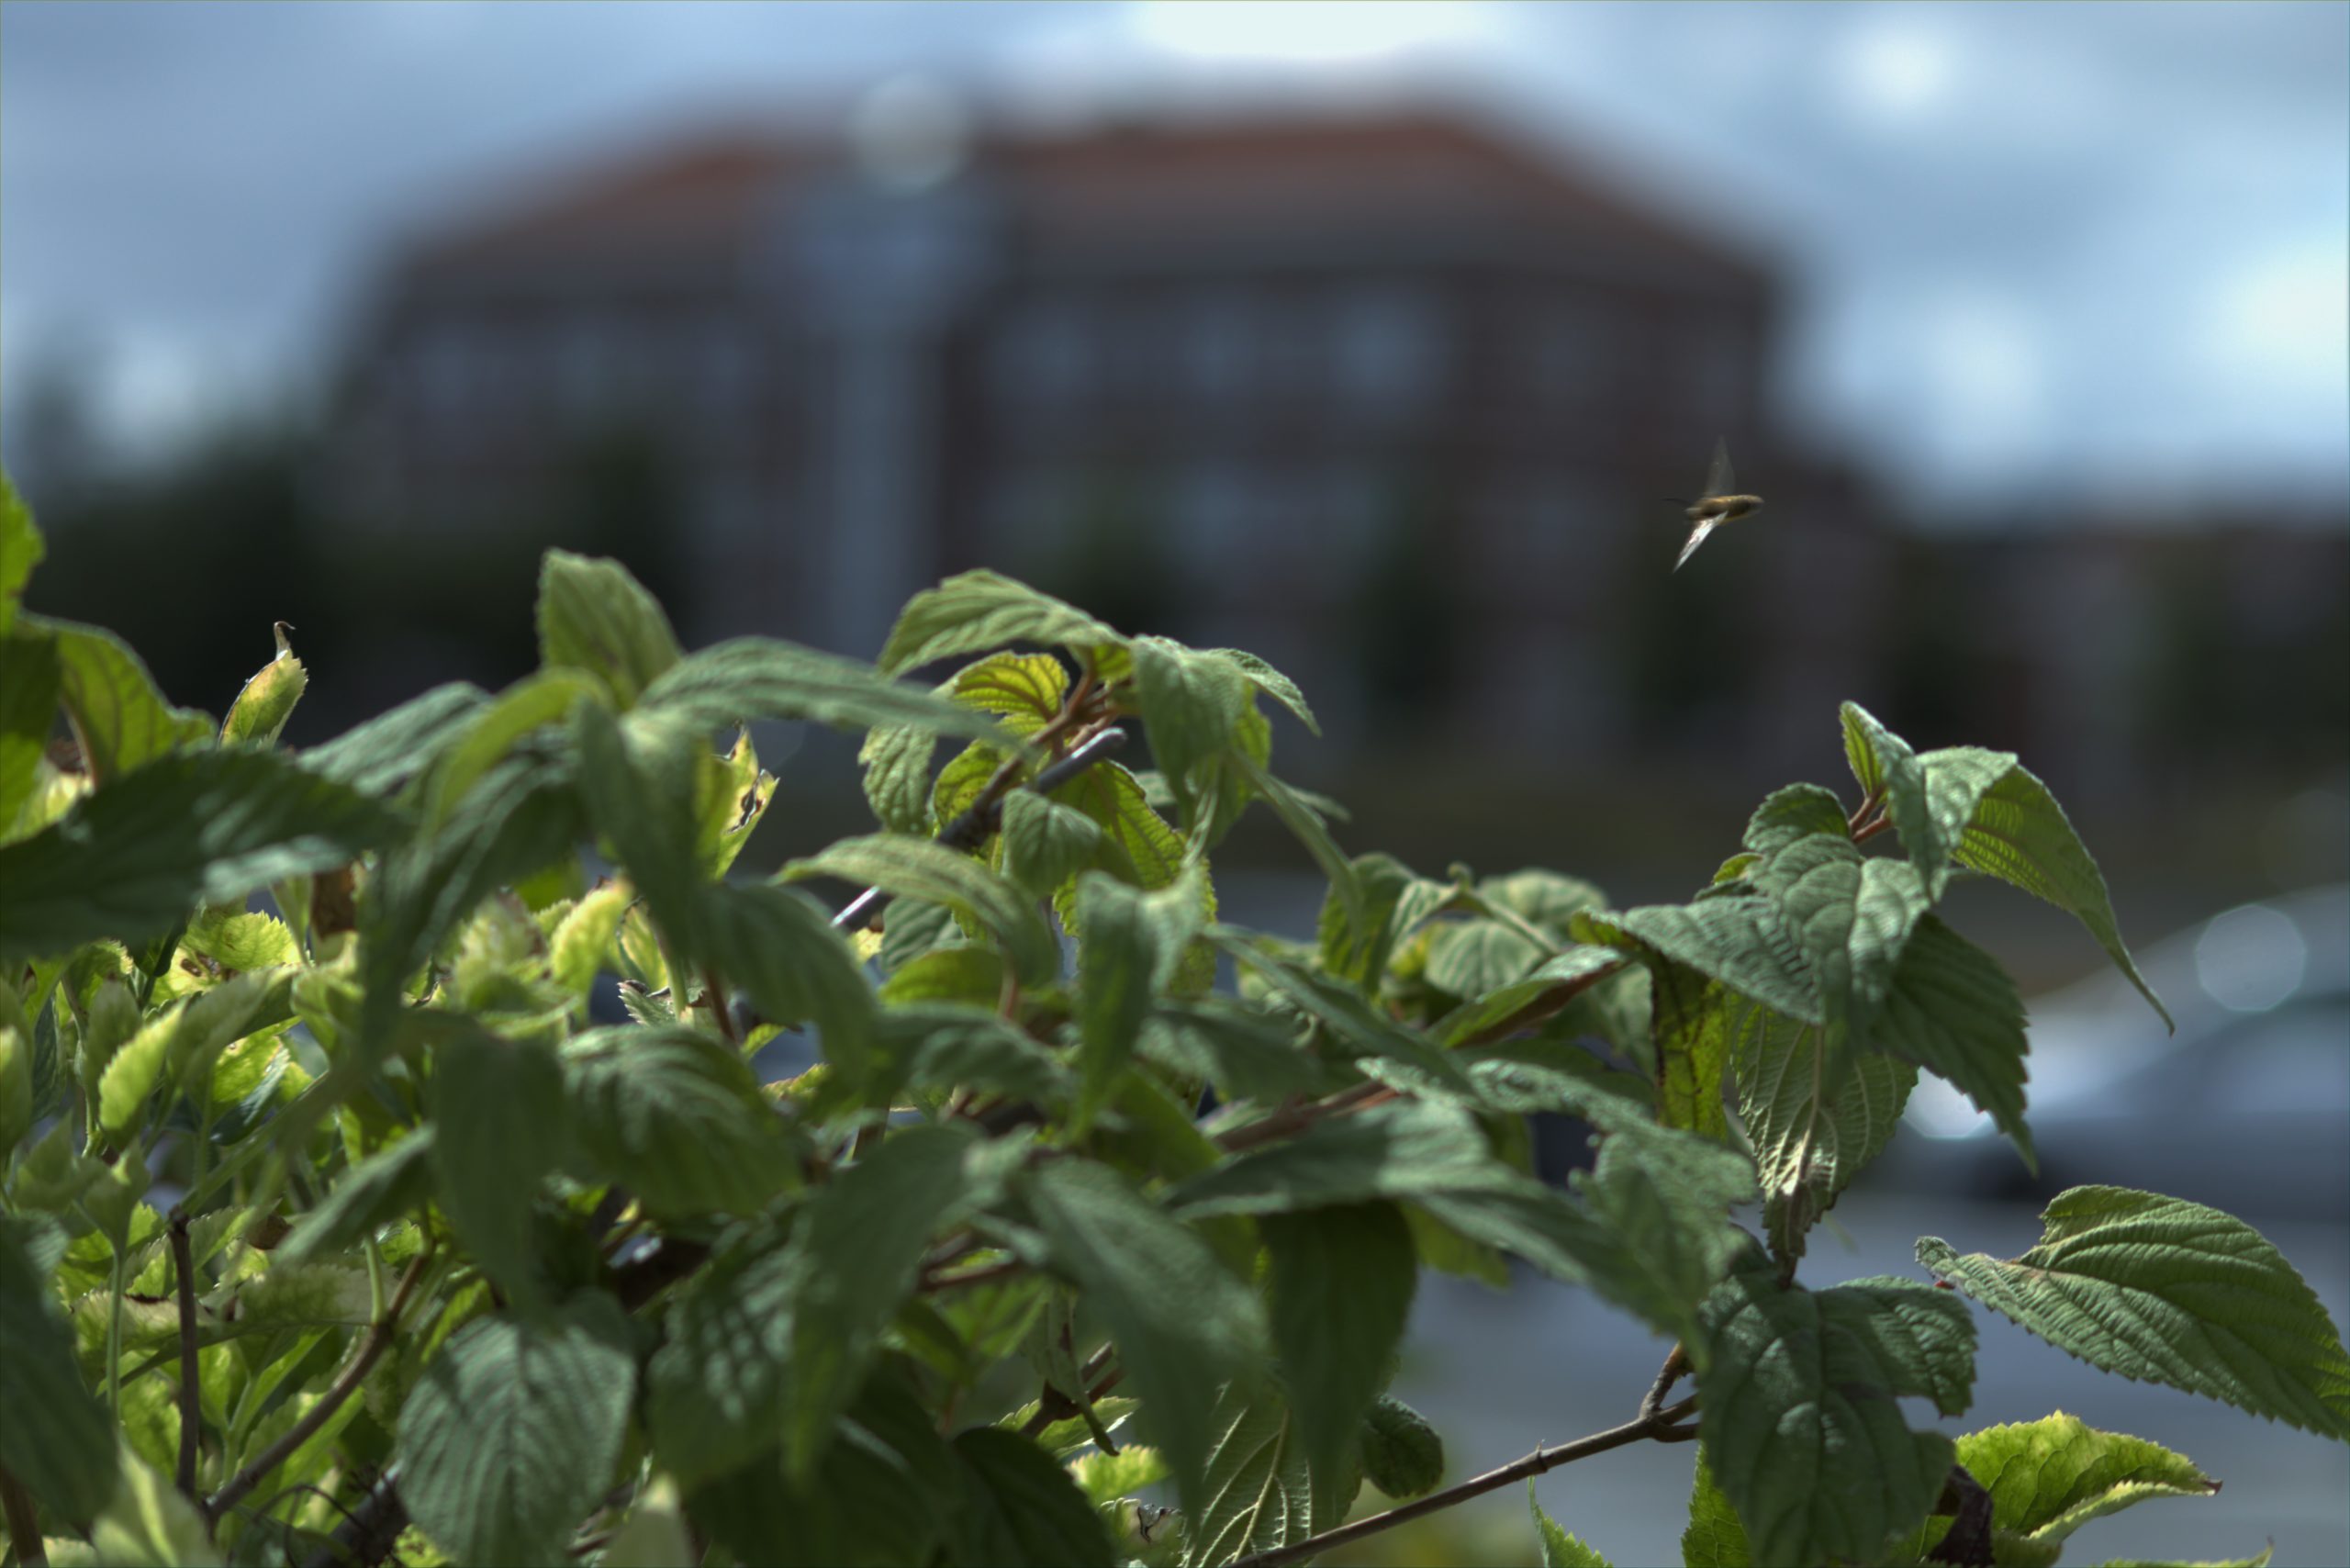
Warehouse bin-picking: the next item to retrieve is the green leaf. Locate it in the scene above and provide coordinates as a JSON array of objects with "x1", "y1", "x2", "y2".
[
  {"x1": 1073, "y1": 868, "x2": 1202, "y2": 1126},
  {"x1": 1877, "y1": 914, "x2": 2033, "y2": 1170},
  {"x1": 1002, "y1": 790, "x2": 1103, "y2": 900},
  {"x1": 880, "y1": 569, "x2": 1125, "y2": 676},
  {"x1": 1358, "y1": 1394, "x2": 1443, "y2": 1497},
  {"x1": 1170, "y1": 1101, "x2": 1502, "y2": 1216},
  {"x1": 1742, "y1": 783, "x2": 1850, "y2": 856},
  {"x1": 423, "y1": 668, "x2": 601, "y2": 829},
  {"x1": 1571, "y1": 901, "x2": 1818, "y2": 1026},
  {"x1": 1022, "y1": 1159, "x2": 1266, "y2": 1509},
  {"x1": 700, "y1": 882, "x2": 877, "y2": 1077},
  {"x1": 1953, "y1": 1413, "x2": 2215, "y2": 1544},
  {"x1": 27, "y1": 614, "x2": 213, "y2": 785},
  {"x1": 276, "y1": 1129, "x2": 438, "y2": 1267},
  {"x1": 1918, "y1": 1187, "x2": 2350, "y2": 1441},
  {"x1": 786, "y1": 833, "x2": 1057, "y2": 984},
  {"x1": 85, "y1": 1444, "x2": 220, "y2": 1566},
  {"x1": 1225, "y1": 746, "x2": 1360, "y2": 920},
  {"x1": 1316, "y1": 853, "x2": 1451, "y2": 989},
  {"x1": 1210, "y1": 647, "x2": 1319, "y2": 734},
  {"x1": 951, "y1": 1428, "x2": 1120, "y2": 1567},
  {"x1": 1842, "y1": 708, "x2": 2018, "y2": 904},
  {"x1": 0, "y1": 750, "x2": 404, "y2": 965},
  {"x1": 859, "y1": 721, "x2": 939, "y2": 834},
  {"x1": 1531, "y1": 1482, "x2": 1613, "y2": 1566},
  {"x1": 1422, "y1": 918, "x2": 1545, "y2": 1001},
  {"x1": 784, "y1": 1126, "x2": 979, "y2": 1478},
  {"x1": 431, "y1": 1028, "x2": 568, "y2": 1315},
  {"x1": 562, "y1": 1026, "x2": 800, "y2": 1217},
  {"x1": 1210, "y1": 933, "x2": 1478, "y2": 1102},
  {"x1": 1680, "y1": 1448, "x2": 1749, "y2": 1568},
  {"x1": 219, "y1": 627, "x2": 308, "y2": 749},
  {"x1": 1434, "y1": 948, "x2": 1627, "y2": 1049},
  {"x1": 1263, "y1": 1202, "x2": 1417, "y2": 1480},
  {"x1": 1931, "y1": 754, "x2": 2172, "y2": 1028},
  {"x1": 535, "y1": 549, "x2": 683, "y2": 709},
  {"x1": 1695, "y1": 1250, "x2": 1975, "y2": 1567},
  {"x1": 1137, "y1": 998, "x2": 1334, "y2": 1105},
  {"x1": 951, "y1": 650, "x2": 1071, "y2": 734},
  {"x1": 1184, "y1": 1383, "x2": 1357, "y2": 1567},
  {"x1": 1731, "y1": 999, "x2": 1917, "y2": 1263},
  {"x1": 644, "y1": 635, "x2": 1012, "y2": 742},
  {"x1": 645, "y1": 1217, "x2": 800, "y2": 1488},
  {"x1": 1131, "y1": 637, "x2": 1254, "y2": 826},
  {"x1": 1651, "y1": 957, "x2": 1732, "y2": 1141},
  {"x1": 356, "y1": 747, "x2": 581, "y2": 1062},
  {"x1": 399, "y1": 1292, "x2": 637, "y2": 1566},
  {"x1": 896, "y1": 1002, "x2": 1072, "y2": 1106},
  {"x1": 1750, "y1": 836, "x2": 1931, "y2": 1094},
  {"x1": 303, "y1": 681, "x2": 490, "y2": 796},
  {"x1": 181, "y1": 905, "x2": 298, "y2": 971},
  {"x1": 0, "y1": 629, "x2": 62, "y2": 839},
  {"x1": 549, "y1": 880, "x2": 630, "y2": 999},
  {"x1": 1053, "y1": 760, "x2": 1189, "y2": 893},
  {"x1": 0, "y1": 473, "x2": 42, "y2": 635},
  {"x1": 95, "y1": 971, "x2": 285, "y2": 1142},
  {"x1": 0, "y1": 1215, "x2": 118, "y2": 1525}
]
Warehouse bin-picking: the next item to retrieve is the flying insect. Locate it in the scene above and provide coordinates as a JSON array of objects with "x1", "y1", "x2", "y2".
[{"x1": 1665, "y1": 438, "x2": 1762, "y2": 570}]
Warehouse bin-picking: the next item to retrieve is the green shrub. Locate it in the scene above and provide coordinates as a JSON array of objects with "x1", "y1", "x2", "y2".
[{"x1": 0, "y1": 472, "x2": 2341, "y2": 1568}]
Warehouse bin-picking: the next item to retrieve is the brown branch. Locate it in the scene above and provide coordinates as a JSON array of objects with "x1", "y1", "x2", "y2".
[
  {"x1": 1847, "y1": 785, "x2": 1886, "y2": 835},
  {"x1": 205, "y1": 1250, "x2": 429, "y2": 1524},
  {"x1": 1852, "y1": 816, "x2": 1896, "y2": 846},
  {"x1": 169, "y1": 1208, "x2": 202, "y2": 1502},
  {"x1": 1639, "y1": 1342, "x2": 1689, "y2": 1422},
  {"x1": 1209, "y1": 1081, "x2": 1391, "y2": 1155},
  {"x1": 1231, "y1": 1394, "x2": 1700, "y2": 1568},
  {"x1": 0, "y1": 1465, "x2": 45, "y2": 1568},
  {"x1": 699, "y1": 966, "x2": 739, "y2": 1045},
  {"x1": 1017, "y1": 1346, "x2": 1122, "y2": 1439},
  {"x1": 1451, "y1": 958, "x2": 1631, "y2": 1048}
]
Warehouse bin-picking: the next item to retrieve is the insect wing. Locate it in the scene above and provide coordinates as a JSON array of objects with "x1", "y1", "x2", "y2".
[{"x1": 1699, "y1": 437, "x2": 1735, "y2": 502}]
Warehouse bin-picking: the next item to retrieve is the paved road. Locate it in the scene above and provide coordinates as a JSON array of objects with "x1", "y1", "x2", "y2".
[{"x1": 1367, "y1": 1192, "x2": 2350, "y2": 1567}]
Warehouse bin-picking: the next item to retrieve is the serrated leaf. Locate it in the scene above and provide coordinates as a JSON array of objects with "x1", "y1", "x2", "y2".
[
  {"x1": 302, "y1": 681, "x2": 490, "y2": 796},
  {"x1": 1842, "y1": 709, "x2": 2016, "y2": 904},
  {"x1": 646, "y1": 1216, "x2": 800, "y2": 1488},
  {"x1": 644, "y1": 635, "x2": 1012, "y2": 743},
  {"x1": 563, "y1": 1026, "x2": 800, "y2": 1216},
  {"x1": 277, "y1": 1129, "x2": 438, "y2": 1266},
  {"x1": 1002, "y1": 790, "x2": 1103, "y2": 900},
  {"x1": 549, "y1": 879, "x2": 630, "y2": 998},
  {"x1": 0, "y1": 629, "x2": 62, "y2": 839},
  {"x1": 1878, "y1": 914, "x2": 2034, "y2": 1169},
  {"x1": 0, "y1": 1216, "x2": 118, "y2": 1524},
  {"x1": 1210, "y1": 933, "x2": 1478, "y2": 1103},
  {"x1": 1422, "y1": 917, "x2": 1546, "y2": 1001},
  {"x1": 26, "y1": 613, "x2": 212, "y2": 785},
  {"x1": 1053, "y1": 760, "x2": 1188, "y2": 892},
  {"x1": 180, "y1": 906, "x2": 297, "y2": 971},
  {"x1": 423, "y1": 668, "x2": 601, "y2": 829},
  {"x1": 952, "y1": 650, "x2": 1071, "y2": 734},
  {"x1": 1315, "y1": 852, "x2": 1451, "y2": 990},
  {"x1": 1073, "y1": 868, "x2": 1201, "y2": 1126},
  {"x1": 1210, "y1": 648, "x2": 1318, "y2": 734},
  {"x1": 1184, "y1": 1383, "x2": 1356, "y2": 1567},
  {"x1": 860, "y1": 721, "x2": 940, "y2": 834},
  {"x1": 398, "y1": 1292, "x2": 636, "y2": 1566},
  {"x1": 1931, "y1": 755, "x2": 2172, "y2": 1028},
  {"x1": 703, "y1": 882, "x2": 878, "y2": 1073},
  {"x1": 219, "y1": 630, "x2": 308, "y2": 749},
  {"x1": 951, "y1": 1428, "x2": 1120, "y2": 1567},
  {"x1": 1225, "y1": 746, "x2": 1359, "y2": 920},
  {"x1": 1170, "y1": 1101, "x2": 1502, "y2": 1216},
  {"x1": 535, "y1": 549, "x2": 682, "y2": 709},
  {"x1": 1571, "y1": 901, "x2": 1818, "y2": 1026},
  {"x1": 1751, "y1": 836, "x2": 1931, "y2": 1097},
  {"x1": 1137, "y1": 998, "x2": 1333, "y2": 1106},
  {"x1": 1070, "y1": 1443, "x2": 1170, "y2": 1505},
  {"x1": 1023, "y1": 1159, "x2": 1266, "y2": 1512},
  {"x1": 880, "y1": 569, "x2": 1125, "y2": 676},
  {"x1": 1918, "y1": 1187, "x2": 2350, "y2": 1440},
  {"x1": 1732, "y1": 999, "x2": 1917, "y2": 1263},
  {"x1": 1681, "y1": 1447, "x2": 1749, "y2": 1567},
  {"x1": 784, "y1": 1126, "x2": 979, "y2": 1477},
  {"x1": 895, "y1": 1002, "x2": 1072, "y2": 1105},
  {"x1": 786, "y1": 833, "x2": 1057, "y2": 984},
  {"x1": 431, "y1": 1028, "x2": 567, "y2": 1314},
  {"x1": 1532, "y1": 1482, "x2": 1613, "y2": 1566},
  {"x1": 1434, "y1": 947, "x2": 1627, "y2": 1048},
  {"x1": 1695, "y1": 1249, "x2": 1975, "y2": 1566},
  {"x1": 1264, "y1": 1202, "x2": 1416, "y2": 1480},
  {"x1": 85, "y1": 1444, "x2": 220, "y2": 1566},
  {"x1": 1131, "y1": 637, "x2": 1254, "y2": 828},
  {"x1": 0, "y1": 474, "x2": 42, "y2": 635},
  {"x1": 1956, "y1": 1413, "x2": 2215, "y2": 1543},
  {"x1": 1742, "y1": 783, "x2": 1849, "y2": 857},
  {"x1": 1358, "y1": 1394, "x2": 1442, "y2": 1497},
  {"x1": 0, "y1": 750, "x2": 404, "y2": 965}
]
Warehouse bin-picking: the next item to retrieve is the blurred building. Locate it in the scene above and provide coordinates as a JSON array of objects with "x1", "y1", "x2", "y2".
[{"x1": 328, "y1": 104, "x2": 1885, "y2": 763}]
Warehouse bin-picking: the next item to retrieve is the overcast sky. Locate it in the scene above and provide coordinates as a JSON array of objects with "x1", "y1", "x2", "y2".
[{"x1": 3, "y1": 0, "x2": 2344, "y2": 519}]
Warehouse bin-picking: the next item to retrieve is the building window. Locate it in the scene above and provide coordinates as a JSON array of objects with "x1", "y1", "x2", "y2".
[
  {"x1": 990, "y1": 297, "x2": 1092, "y2": 407},
  {"x1": 1528, "y1": 298, "x2": 1619, "y2": 406},
  {"x1": 1331, "y1": 285, "x2": 1445, "y2": 409}
]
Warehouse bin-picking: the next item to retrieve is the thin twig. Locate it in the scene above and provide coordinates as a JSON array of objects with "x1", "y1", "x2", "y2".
[
  {"x1": 1847, "y1": 784, "x2": 1886, "y2": 835},
  {"x1": 1017, "y1": 1346, "x2": 1121, "y2": 1439},
  {"x1": 1639, "y1": 1342, "x2": 1689, "y2": 1422},
  {"x1": 0, "y1": 1466, "x2": 46, "y2": 1568},
  {"x1": 206, "y1": 1251, "x2": 429, "y2": 1524},
  {"x1": 1230, "y1": 1394, "x2": 1700, "y2": 1568},
  {"x1": 169, "y1": 1208, "x2": 203, "y2": 1503},
  {"x1": 300, "y1": 1469, "x2": 405, "y2": 1568},
  {"x1": 699, "y1": 965, "x2": 738, "y2": 1045},
  {"x1": 1852, "y1": 816, "x2": 1896, "y2": 846}
]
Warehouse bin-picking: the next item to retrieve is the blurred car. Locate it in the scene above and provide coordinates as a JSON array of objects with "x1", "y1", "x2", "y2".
[{"x1": 1880, "y1": 884, "x2": 2349, "y2": 1221}]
